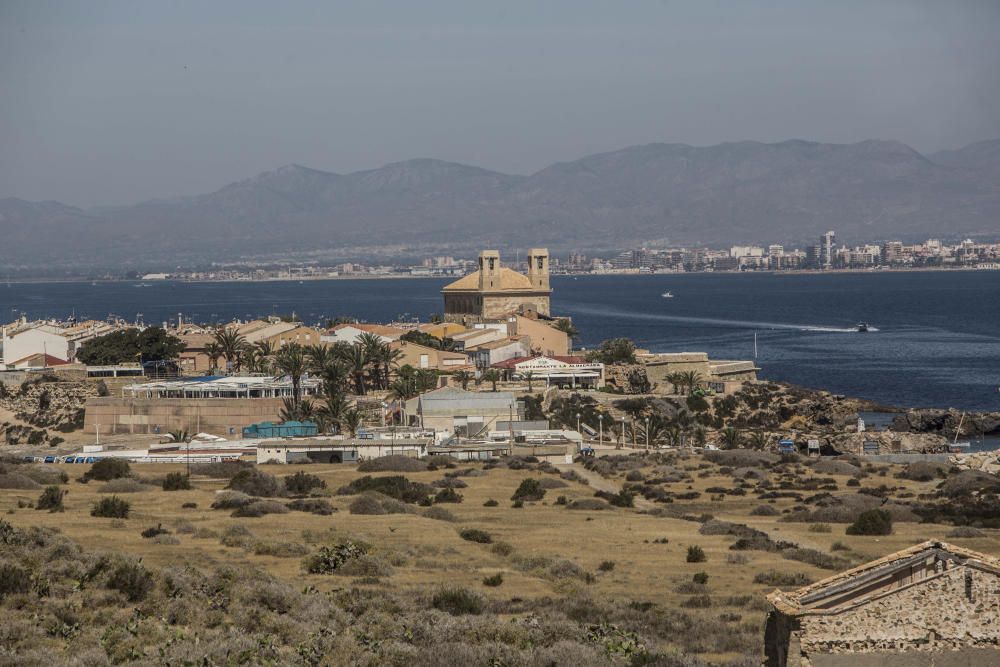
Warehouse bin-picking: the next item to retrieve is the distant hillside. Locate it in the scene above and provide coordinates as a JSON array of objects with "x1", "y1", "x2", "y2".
[{"x1": 2, "y1": 138, "x2": 999, "y2": 270}]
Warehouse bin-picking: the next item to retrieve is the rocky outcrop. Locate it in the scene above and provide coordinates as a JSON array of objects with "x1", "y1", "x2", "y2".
[
  {"x1": 604, "y1": 365, "x2": 651, "y2": 395},
  {"x1": 828, "y1": 431, "x2": 949, "y2": 454},
  {"x1": 892, "y1": 409, "x2": 1000, "y2": 437},
  {"x1": 0, "y1": 377, "x2": 96, "y2": 445},
  {"x1": 950, "y1": 451, "x2": 1000, "y2": 474}
]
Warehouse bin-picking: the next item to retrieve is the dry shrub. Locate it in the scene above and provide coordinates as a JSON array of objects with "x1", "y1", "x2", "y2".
[
  {"x1": 253, "y1": 541, "x2": 309, "y2": 558},
  {"x1": 782, "y1": 547, "x2": 850, "y2": 571},
  {"x1": 348, "y1": 494, "x2": 386, "y2": 515},
  {"x1": 152, "y1": 534, "x2": 180, "y2": 545},
  {"x1": 91, "y1": 496, "x2": 129, "y2": 518},
  {"x1": 491, "y1": 541, "x2": 514, "y2": 557},
  {"x1": 219, "y1": 525, "x2": 255, "y2": 548},
  {"x1": 231, "y1": 500, "x2": 289, "y2": 518},
  {"x1": 538, "y1": 478, "x2": 569, "y2": 489},
  {"x1": 283, "y1": 471, "x2": 327, "y2": 495},
  {"x1": 423, "y1": 506, "x2": 457, "y2": 522},
  {"x1": 750, "y1": 504, "x2": 779, "y2": 516},
  {"x1": 811, "y1": 459, "x2": 861, "y2": 477},
  {"x1": 459, "y1": 528, "x2": 492, "y2": 544},
  {"x1": 939, "y1": 471, "x2": 1000, "y2": 498},
  {"x1": 753, "y1": 570, "x2": 812, "y2": 587},
  {"x1": 21, "y1": 466, "x2": 68, "y2": 486},
  {"x1": 946, "y1": 526, "x2": 985, "y2": 538},
  {"x1": 567, "y1": 498, "x2": 609, "y2": 511},
  {"x1": 357, "y1": 455, "x2": 427, "y2": 473},
  {"x1": 559, "y1": 469, "x2": 589, "y2": 485},
  {"x1": 0, "y1": 473, "x2": 40, "y2": 490},
  {"x1": 336, "y1": 554, "x2": 394, "y2": 578},
  {"x1": 781, "y1": 494, "x2": 917, "y2": 523},
  {"x1": 172, "y1": 519, "x2": 196, "y2": 534},
  {"x1": 338, "y1": 475, "x2": 433, "y2": 504},
  {"x1": 190, "y1": 461, "x2": 251, "y2": 479},
  {"x1": 287, "y1": 498, "x2": 335, "y2": 515},
  {"x1": 227, "y1": 469, "x2": 282, "y2": 497},
  {"x1": 98, "y1": 478, "x2": 156, "y2": 494},
  {"x1": 899, "y1": 461, "x2": 946, "y2": 482},
  {"x1": 431, "y1": 587, "x2": 483, "y2": 615},
  {"x1": 727, "y1": 553, "x2": 751, "y2": 565},
  {"x1": 211, "y1": 491, "x2": 253, "y2": 510},
  {"x1": 705, "y1": 449, "x2": 779, "y2": 468},
  {"x1": 431, "y1": 477, "x2": 468, "y2": 489}
]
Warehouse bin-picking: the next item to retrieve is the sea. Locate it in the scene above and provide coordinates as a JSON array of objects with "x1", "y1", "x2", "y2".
[{"x1": 4, "y1": 270, "x2": 1000, "y2": 419}]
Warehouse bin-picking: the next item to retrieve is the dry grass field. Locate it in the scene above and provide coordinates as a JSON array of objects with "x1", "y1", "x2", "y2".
[{"x1": 2, "y1": 449, "x2": 998, "y2": 665}]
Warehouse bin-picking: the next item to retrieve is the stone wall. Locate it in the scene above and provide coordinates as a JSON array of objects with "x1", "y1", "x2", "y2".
[
  {"x1": 84, "y1": 397, "x2": 285, "y2": 438},
  {"x1": 775, "y1": 565, "x2": 1000, "y2": 666}
]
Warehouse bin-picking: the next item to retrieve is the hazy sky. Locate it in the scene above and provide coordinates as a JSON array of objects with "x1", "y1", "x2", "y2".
[{"x1": 2, "y1": 0, "x2": 999, "y2": 206}]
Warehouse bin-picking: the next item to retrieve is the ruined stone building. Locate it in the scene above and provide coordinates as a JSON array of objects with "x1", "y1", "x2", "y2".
[
  {"x1": 766, "y1": 541, "x2": 1000, "y2": 666},
  {"x1": 442, "y1": 249, "x2": 551, "y2": 323}
]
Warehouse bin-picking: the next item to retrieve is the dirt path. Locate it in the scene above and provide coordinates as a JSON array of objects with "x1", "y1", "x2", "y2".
[{"x1": 554, "y1": 462, "x2": 657, "y2": 511}]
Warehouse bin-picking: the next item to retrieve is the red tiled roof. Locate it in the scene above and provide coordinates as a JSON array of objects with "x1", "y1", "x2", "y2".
[{"x1": 11, "y1": 353, "x2": 69, "y2": 367}]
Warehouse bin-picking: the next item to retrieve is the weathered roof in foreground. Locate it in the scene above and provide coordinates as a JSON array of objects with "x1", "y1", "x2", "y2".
[{"x1": 768, "y1": 540, "x2": 1000, "y2": 616}]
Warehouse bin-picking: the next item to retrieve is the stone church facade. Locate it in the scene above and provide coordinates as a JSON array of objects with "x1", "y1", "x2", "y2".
[
  {"x1": 766, "y1": 540, "x2": 1000, "y2": 666},
  {"x1": 442, "y1": 249, "x2": 552, "y2": 323}
]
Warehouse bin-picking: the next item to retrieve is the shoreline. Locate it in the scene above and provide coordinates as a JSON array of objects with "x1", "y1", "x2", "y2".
[{"x1": 4, "y1": 264, "x2": 996, "y2": 285}]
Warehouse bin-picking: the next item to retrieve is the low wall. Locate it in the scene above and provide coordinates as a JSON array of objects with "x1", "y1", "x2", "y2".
[
  {"x1": 84, "y1": 397, "x2": 285, "y2": 438},
  {"x1": 864, "y1": 453, "x2": 951, "y2": 464}
]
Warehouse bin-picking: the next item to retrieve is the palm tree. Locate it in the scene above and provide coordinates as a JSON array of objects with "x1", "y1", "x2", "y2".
[
  {"x1": 482, "y1": 369, "x2": 500, "y2": 392},
  {"x1": 453, "y1": 370, "x2": 472, "y2": 390},
  {"x1": 747, "y1": 431, "x2": 770, "y2": 451},
  {"x1": 204, "y1": 342, "x2": 223, "y2": 373},
  {"x1": 693, "y1": 425, "x2": 707, "y2": 448},
  {"x1": 343, "y1": 408, "x2": 362, "y2": 437},
  {"x1": 168, "y1": 429, "x2": 191, "y2": 443},
  {"x1": 337, "y1": 343, "x2": 369, "y2": 395},
  {"x1": 317, "y1": 393, "x2": 348, "y2": 433},
  {"x1": 636, "y1": 416, "x2": 669, "y2": 448},
  {"x1": 240, "y1": 346, "x2": 261, "y2": 374},
  {"x1": 721, "y1": 426, "x2": 741, "y2": 449},
  {"x1": 666, "y1": 372, "x2": 684, "y2": 395},
  {"x1": 214, "y1": 327, "x2": 247, "y2": 374},
  {"x1": 679, "y1": 371, "x2": 703, "y2": 395},
  {"x1": 273, "y1": 343, "x2": 308, "y2": 410},
  {"x1": 255, "y1": 340, "x2": 275, "y2": 358},
  {"x1": 522, "y1": 371, "x2": 535, "y2": 392},
  {"x1": 357, "y1": 333, "x2": 387, "y2": 388},
  {"x1": 665, "y1": 425, "x2": 682, "y2": 448},
  {"x1": 553, "y1": 318, "x2": 580, "y2": 350}
]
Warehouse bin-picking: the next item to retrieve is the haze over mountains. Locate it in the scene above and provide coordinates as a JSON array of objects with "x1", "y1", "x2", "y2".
[{"x1": 2, "y1": 137, "x2": 999, "y2": 271}]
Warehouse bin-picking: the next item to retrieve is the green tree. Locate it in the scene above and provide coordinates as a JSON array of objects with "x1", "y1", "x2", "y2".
[
  {"x1": 76, "y1": 327, "x2": 184, "y2": 365},
  {"x1": 343, "y1": 408, "x2": 362, "y2": 436},
  {"x1": 679, "y1": 371, "x2": 704, "y2": 395},
  {"x1": 586, "y1": 338, "x2": 637, "y2": 365}
]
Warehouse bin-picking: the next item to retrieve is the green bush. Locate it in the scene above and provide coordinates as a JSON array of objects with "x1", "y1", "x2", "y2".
[
  {"x1": 598, "y1": 560, "x2": 616, "y2": 572},
  {"x1": 808, "y1": 523, "x2": 832, "y2": 533},
  {"x1": 511, "y1": 478, "x2": 545, "y2": 502},
  {"x1": 686, "y1": 545, "x2": 707, "y2": 563},
  {"x1": 162, "y1": 472, "x2": 191, "y2": 491},
  {"x1": 846, "y1": 509, "x2": 892, "y2": 536},
  {"x1": 459, "y1": 528, "x2": 492, "y2": 544},
  {"x1": 483, "y1": 499, "x2": 499, "y2": 507},
  {"x1": 482, "y1": 572, "x2": 504, "y2": 587},
  {"x1": 36, "y1": 485, "x2": 66, "y2": 512},
  {"x1": 84, "y1": 458, "x2": 131, "y2": 482},
  {"x1": 284, "y1": 471, "x2": 326, "y2": 495},
  {"x1": 431, "y1": 587, "x2": 484, "y2": 615},
  {"x1": 92, "y1": 496, "x2": 130, "y2": 519},
  {"x1": 693, "y1": 571, "x2": 709, "y2": 585}
]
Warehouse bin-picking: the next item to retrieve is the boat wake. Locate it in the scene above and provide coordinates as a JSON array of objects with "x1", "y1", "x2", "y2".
[{"x1": 565, "y1": 304, "x2": 877, "y2": 333}]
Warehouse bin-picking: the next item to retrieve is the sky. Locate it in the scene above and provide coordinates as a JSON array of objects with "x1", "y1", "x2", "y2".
[{"x1": 2, "y1": 0, "x2": 999, "y2": 207}]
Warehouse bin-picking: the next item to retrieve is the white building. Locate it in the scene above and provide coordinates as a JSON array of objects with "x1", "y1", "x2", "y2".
[
  {"x1": 492, "y1": 355, "x2": 605, "y2": 388},
  {"x1": 1, "y1": 324, "x2": 72, "y2": 368}
]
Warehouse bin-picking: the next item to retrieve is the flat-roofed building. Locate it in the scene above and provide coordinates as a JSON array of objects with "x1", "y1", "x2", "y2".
[
  {"x1": 416, "y1": 387, "x2": 522, "y2": 438},
  {"x1": 492, "y1": 354, "x2": 605, "y2": 388}
]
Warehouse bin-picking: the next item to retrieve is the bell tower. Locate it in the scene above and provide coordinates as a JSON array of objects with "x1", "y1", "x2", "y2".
[
  {"x1": 527, "y1": 248, "x2": 549, "y2": 291},
  {"x1": 478, "y1": 250, "x2": 501, "y2": 290}
]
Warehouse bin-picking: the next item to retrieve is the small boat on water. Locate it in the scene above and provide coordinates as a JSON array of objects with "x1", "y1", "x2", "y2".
[
  {"x1": 662, "y1": 292, "x2": 674, "y2": 298},
  {"x1": 949, "y1": 412, "x2": 971, "y2": 453},
  {"x1": 133, "y1": 282, "x2": 151, "y2": 288},
  {"x1": 856, "y1": 322, "x2": 869, "y2": 332}
]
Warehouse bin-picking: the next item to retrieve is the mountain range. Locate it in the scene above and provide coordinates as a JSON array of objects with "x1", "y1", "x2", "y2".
[{"x1": 2, "y1": 138, "x2": 999, "y2": 271}]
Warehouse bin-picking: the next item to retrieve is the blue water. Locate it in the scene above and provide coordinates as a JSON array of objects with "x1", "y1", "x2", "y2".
[{"x1": 4, "y1": 271, "x2": 1000, "y2": 412}]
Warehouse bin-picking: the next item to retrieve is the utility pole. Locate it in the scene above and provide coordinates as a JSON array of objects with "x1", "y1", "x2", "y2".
[
  {"x1": 598, "y1": 414, "x2": 604, "y2": 445},
  {"x1": 645, "y1": 417, "x2": 650, "y2": 449}
]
